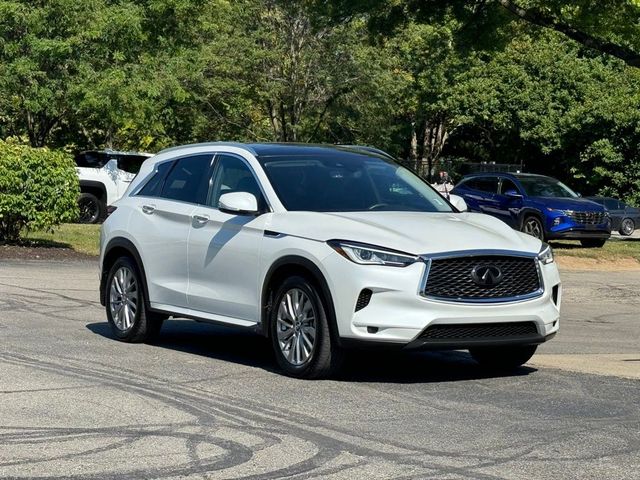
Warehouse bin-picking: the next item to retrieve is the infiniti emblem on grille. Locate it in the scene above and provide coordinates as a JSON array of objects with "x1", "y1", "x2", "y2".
[{"x1": 471, "y1": 265, "x2": 503, "y2": 287}]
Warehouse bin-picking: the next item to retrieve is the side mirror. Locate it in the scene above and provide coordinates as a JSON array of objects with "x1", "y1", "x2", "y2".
[
  {"x1": 449, "y1": 194, "x2": 468, "y2": 212},
  {"x1": 219, "y1": 192, "x2": 259, "y2": 215},
  {"x1": 505, "y1": 189, "x2": 523, "y2": 198}
]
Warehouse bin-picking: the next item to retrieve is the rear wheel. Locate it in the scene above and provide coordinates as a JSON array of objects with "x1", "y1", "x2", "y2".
[
  {"x1": 469, "y1": 345, "x2": 538, "y2": 370},
  {"x1": 105, "y1": 257, "x2": 164, "y2": 343},
  {"x1": 619, "y1": 218, "x2": 635, "y2": 236},
  {"x1": 521, "y1": 216, "x2": 545, "y2": 240},
  {"x1": 78, "y1": 192, "x2": 105, "y2": 224},
  {"x1": 580, "y1": 239, "x2": 607, "y2": 248},
  {"x1": 270, "y1": 276, "x2": 343, "y2": 379}
]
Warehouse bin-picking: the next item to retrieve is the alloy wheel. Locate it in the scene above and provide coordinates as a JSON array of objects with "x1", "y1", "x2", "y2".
[
  {"x1": 523, "y1": 218, "x2": 544, "y2": 240},
  {"x1": 78, "y1": 197, "x2": 99, "y2": 223},
  {"x1": 109, "y1": 266, "x2": 138, "y2": 331},
  {"x1": 621, "y1": 218, "x2": 634, "y2": 236},
  {"x1": 276, "y1": 288, "x2": 316, "y2": 366}
]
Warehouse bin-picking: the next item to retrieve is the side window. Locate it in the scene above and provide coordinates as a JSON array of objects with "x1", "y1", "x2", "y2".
[
  {"x1": 117, "y1": 155, "x2": 148, "y2": 175},
  {"x1": 160, "y1": 154, "x2": 214, "y2": 204},
  {"x1": 604, "y1": 199, "x2": 619, "y2": 210},
  {"x1": 467, "y1": 177, "x2": 499, "y2": 194},
  {"x1": 138, "y1": 161, "x2": 173, "y2": 197},
  {"x1": 499, "y1": 178, "x2": 520, "y2": 195},
  {"x1": 209, "y1": 154, "x2": 266, "y2": 210}
]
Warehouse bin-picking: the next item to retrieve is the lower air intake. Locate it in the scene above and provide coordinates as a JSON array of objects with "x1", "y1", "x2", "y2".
[{"x1": 420, "y1": 322, "x2": 538, "y2": 340}]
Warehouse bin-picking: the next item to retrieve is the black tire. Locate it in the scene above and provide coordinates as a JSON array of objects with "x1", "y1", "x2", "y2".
[
  {"x1": 78, "y1": 192, "x2": 105, "y2": 224},
  {"x1": 469, "y1": 345, "x2": 538, "y2": 370},
  {"x1": 105, "y1": 256, "x2": 164, "y2": 343},
  {"x1": 580, "y1": 239, "x2": 607, "y2": 248},
  {"x1": 619, "y1": 218, "x2": 635, "y2": 236},
  {"x1": 270, "y1": 275, "x2": 343, "y2": 379},
  {"x1": 521, "y1": 215, "x2": 545, "y2": 240}
]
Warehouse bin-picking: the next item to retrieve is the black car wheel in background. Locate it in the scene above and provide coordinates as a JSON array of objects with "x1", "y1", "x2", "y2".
[
  {"x1": 620, "y1": 218, "x2": 635, "y2": 236},
  {"x1": 586, "y1": 196, "x2": 640, "y2": 236}
]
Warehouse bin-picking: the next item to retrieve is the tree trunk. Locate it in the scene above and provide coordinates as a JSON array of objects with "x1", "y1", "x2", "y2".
[{"x1": 409, "y1": 120, "x2": 418, "y2": 170}]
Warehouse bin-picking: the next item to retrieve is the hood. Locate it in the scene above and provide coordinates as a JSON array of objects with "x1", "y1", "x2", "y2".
[
  {"x1": 531, "y1": 197, "x2": 605, "y2": 211},
  {"x1": 266, "y1": 211, "x2": 541, "y2": 255}
]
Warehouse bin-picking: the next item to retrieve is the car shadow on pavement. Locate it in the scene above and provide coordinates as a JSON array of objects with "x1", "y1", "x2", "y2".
[{"x1": 86, "y1": 321, "x2": 537, "y2": 384}]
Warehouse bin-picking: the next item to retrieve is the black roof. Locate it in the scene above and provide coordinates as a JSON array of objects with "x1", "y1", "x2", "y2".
[
  {"x1": 463, "y1": 171, "x2": 553, "y2": 180},
  {"x1": 159, "y1": 142, "x2": 391, "y2": 159}
]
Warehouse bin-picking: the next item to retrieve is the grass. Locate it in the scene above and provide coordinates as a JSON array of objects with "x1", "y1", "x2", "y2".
[
  {"x1": 22, "y1": 223, "x2": 101, "y2": 256},
  {"x1": 551, "y1": 236, "x2": 640, "y2": 262}
]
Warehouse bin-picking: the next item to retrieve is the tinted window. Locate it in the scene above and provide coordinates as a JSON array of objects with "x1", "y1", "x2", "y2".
[
  {"x1": 138, "y1": 161, "x2": 173, "y2": 197},
  {"x1": 259, "y1": 153, "x2": 452, "y2": 212},
  {"x1": 465, "y1": 177, "x2": 499, "y2": 194},
  {"x1": 75, "y1": 151, "x2": 109, "y2": 168},
  {"x1": 117, "y1": 155, "x2": 148, "y2": 174},
  {"x1": 209, "y1": 154, "x2": 266, "y2": 210},
  {"x1": 499, "y1": 178, "x2": 519, "y2": 195},
  {"x1": 604, "y1": 199, "x2": 620, "y2": 210},
  {"x1": 160, "y1": 155, "x2": 213, "y2": 203}
]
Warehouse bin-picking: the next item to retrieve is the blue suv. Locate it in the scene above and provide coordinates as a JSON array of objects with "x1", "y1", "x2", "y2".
[{"x1": 451, "y1": 173, "x2": 611, "y2": 247}]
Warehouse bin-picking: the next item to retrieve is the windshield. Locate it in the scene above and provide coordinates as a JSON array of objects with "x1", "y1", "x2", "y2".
[
  {"x1": 260, "y1": 153, "x2": 453, "y2": 212},
  {"x1": 518, "y1": 177, "x2": 578, "y2": 198}
]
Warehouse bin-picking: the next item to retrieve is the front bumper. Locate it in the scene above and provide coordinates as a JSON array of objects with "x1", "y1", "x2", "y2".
[
  {"x1": 323, "y1": 251, "x2": 562, "y2": 349},
  {"x1": 546, "y1": 228, "x2": 610, "y2": 240}
]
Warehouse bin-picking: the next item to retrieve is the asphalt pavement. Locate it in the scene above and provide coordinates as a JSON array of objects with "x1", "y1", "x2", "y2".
[{"x1": 0, "y1": 259, "x2": 638, "y2": 479}]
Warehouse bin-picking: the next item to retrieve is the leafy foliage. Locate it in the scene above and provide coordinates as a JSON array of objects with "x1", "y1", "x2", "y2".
[
  {"x1": 0, "y1": 0, "x2": 639, "y2": 205},
  {"x1": 0, "y1": 139, "x2": 79, "y2": 241}
]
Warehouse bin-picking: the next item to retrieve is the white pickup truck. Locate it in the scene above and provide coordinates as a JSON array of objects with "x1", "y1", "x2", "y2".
[{"x1": 75, "y1": 150, "x2": 151, "y2": 223}]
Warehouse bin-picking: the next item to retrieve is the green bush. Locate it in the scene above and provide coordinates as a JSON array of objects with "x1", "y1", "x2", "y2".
[{"x1": 0, "y1": 140, "x2": 79, "y2": 242}]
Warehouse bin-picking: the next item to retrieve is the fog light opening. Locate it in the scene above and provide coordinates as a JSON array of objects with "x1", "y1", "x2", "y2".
[
  {"x1": 367, "y1": 326, "x2": 379, "y2": 334},
  {"x1": 355, "y1": 289, "x2": 372, "y2": 312}
]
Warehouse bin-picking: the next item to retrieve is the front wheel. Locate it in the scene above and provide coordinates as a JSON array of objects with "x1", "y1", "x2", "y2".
[
  {"x1": 580, "y1": 239, "x2": 607, "y2": 248},
  {"x1": 270, "y1": 276, "x2": 343, "y2": 379},
  {"x1": 469, "y1": 345, "x2": 537, "y2": 370},
  {"x1": 619, "y1": 218, "x2": 635, "y2": 236},
  {"x1": 106, "y1": 257, "x2": 164, "y2": 343},
  {"x1": 521, "y1": 216, "x2": 545, "y2": 240}
]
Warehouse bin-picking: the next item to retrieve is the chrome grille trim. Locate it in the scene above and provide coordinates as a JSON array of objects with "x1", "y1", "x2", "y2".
[
  {"x1": 567, "y1": 211, "x2": 606, "y2": 225},
  {"x1": 418, "y1": 250, "x2": 544, "y2": 304}
]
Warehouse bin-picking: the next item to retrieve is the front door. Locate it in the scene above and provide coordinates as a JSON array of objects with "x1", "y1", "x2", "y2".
[{"x1": 187, "y1": 153, "x2": 269, "y2": 323}]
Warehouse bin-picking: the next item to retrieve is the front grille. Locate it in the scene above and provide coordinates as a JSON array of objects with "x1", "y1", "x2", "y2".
[
  {"x1": 422, "y1": 255, "x2": 541, "y2": 301},
  {"x1": 567, "y1": 211, "x2": 605, "y2": 225},
  {"x1": 420, "y1": 322, "x2": 539, "y2": 340}
]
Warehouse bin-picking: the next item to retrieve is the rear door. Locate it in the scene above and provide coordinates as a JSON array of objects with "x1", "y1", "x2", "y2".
[
  {"x1": 458, "y1": 176, "x2": 500, "y2": 216},
  {"x1": 187, "y1": 153, "x2": 270, "y2": 323},
  {"x1": 129, "y1": 154, "x2": 214, "y2": 309}
]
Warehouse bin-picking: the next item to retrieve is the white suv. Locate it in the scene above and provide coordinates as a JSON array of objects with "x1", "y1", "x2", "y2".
[
  {"x1": 76, "y1": 150, "x2": 151, "y2": 223},
  {"x1": 100, "y1": 143, "x2": 561, "y2": 378}
]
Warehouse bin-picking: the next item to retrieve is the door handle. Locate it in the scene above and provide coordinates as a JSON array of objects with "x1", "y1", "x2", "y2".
[
  {"x1": 142, "y1": 204, "x2": 156, "y2": 214},
  {"x1": 192, "y1": 214, "x2": 209, "y2": 225}
]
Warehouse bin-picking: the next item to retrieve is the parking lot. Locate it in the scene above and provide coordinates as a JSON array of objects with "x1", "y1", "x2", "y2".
[{"x1": 1, "y1": 259, "x2": 639, "y2": 479}]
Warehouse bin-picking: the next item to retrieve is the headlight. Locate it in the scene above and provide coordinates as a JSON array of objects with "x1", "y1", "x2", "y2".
[
  {"x1": 546, "y1": 208, "x2": 569, "y2": 215},
  {"x1": 538, "y1": 242, "x2": 554, "y2": 265},
  {"x1": 328, "y1": 240, "x2": 418, "y2": 267}
]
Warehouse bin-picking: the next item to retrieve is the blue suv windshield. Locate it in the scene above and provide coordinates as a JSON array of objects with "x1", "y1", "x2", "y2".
[{"x1": 518, "y1": 177, "x2": 578, "y2": 198}]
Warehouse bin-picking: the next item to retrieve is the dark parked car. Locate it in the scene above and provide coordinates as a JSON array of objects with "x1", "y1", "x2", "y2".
[
  {"x1": 586, "y1": 197, "x2": 640, "y2": 236},
  {"x1": 451, "y1": 173, "x2": 611, "y2": 247}
]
